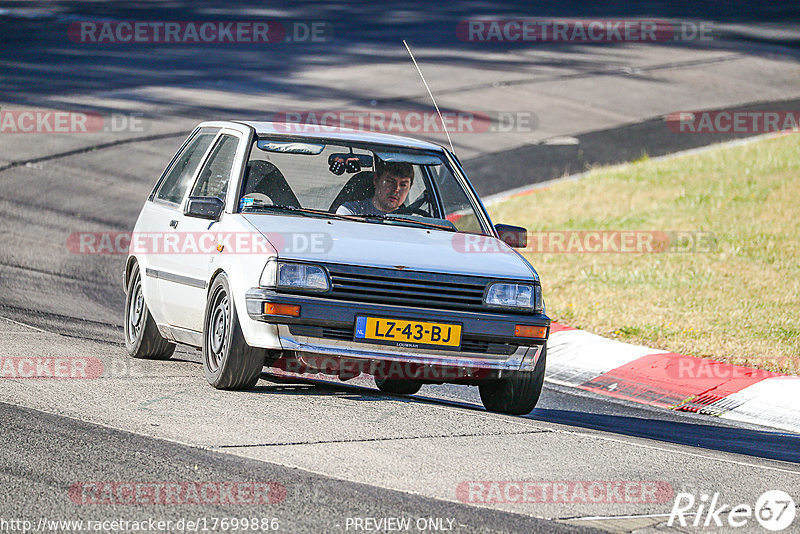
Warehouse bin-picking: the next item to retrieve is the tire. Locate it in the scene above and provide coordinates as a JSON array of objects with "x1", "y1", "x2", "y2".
[
  {"x1": 202, "y1": 273, "x2": 265, "y2": 390},
  {"x1": 479, "y1": 345, "x2": 547, "y2": 415},
  {"x1": 374, "y1": 377, "x2": 422, "y2": 395},
  {"x1": 124, "y1": 263, "x2": 175, "y2": 360}
]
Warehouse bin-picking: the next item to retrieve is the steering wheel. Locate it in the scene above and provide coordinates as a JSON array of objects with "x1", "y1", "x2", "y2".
[{"x1": 396, "y1": 194, "x2": 432, "y2": 217}]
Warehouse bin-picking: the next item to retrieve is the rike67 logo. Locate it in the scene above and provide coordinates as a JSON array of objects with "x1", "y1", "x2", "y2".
[{"x1": 669, "y1": 490, "x2": 795, "y2": 531}]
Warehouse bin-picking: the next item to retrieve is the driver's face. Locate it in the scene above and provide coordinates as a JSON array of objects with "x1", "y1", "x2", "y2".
[{"x1": 373, "y1": 172, "x2": 412, "y2": 212}]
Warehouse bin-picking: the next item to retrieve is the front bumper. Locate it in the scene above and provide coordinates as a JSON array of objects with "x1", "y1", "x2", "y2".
[{"x1": 245, "y1": 288, "x2": 550, "y2": 375}]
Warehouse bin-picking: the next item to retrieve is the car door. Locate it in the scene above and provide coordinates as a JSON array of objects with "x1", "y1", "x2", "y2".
[
  {"x1": 156, "y1": 130, "x2": 244, "y2": 332},
  {"x1": 138, "y1": 127, "x2": 219, "y2": 324}
]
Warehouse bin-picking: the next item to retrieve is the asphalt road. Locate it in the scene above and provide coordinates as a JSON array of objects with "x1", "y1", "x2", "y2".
[
  {"x1": 1, "y1": 400, "x2": 590, "y2": 534},
  {"x1": 1, "y1": 2, "x2": 799, "y2": 533}
]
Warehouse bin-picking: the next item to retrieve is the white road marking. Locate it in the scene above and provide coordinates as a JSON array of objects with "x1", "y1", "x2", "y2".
[{"x1": 0, "y1": 315, "x2": 48, "y2": 333}]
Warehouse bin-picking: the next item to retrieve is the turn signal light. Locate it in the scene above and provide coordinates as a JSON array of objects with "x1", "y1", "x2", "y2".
[
  {"x1": 264, "y1": 303, "x2": 300, "y2": 317},
  {"x1": 515, "y1": 325, "x2": 547, "y2": 338}
]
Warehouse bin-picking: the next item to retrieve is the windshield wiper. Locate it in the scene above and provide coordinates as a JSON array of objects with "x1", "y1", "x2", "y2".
[
  {"x1": 374, "y1": 214, "x2": 457, "y2": 232},
  {"x1": 242, "y1": 203, "x2": 356, "y2": 222}
]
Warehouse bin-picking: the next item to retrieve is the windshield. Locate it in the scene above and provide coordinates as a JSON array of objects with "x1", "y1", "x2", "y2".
[{"x1": 238, "y1": 138, "x2": 489, "y2": 235}]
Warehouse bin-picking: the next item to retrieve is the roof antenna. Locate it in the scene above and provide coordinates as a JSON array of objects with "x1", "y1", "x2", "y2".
[{"x1": 403, "y1": 40, "x2": 455, "y2": 155}]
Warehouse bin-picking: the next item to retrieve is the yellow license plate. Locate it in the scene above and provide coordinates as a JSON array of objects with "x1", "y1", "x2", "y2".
[{"x1": 354, "y1": 316, "x2": 462, "y2": 350}]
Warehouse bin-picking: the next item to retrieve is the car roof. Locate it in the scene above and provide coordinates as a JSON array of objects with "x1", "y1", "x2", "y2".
[{"x1": 231, "y1": 120, "x2": 446, "y2": 152}]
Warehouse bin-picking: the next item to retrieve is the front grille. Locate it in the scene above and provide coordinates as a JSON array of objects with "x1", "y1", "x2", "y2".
[
  {"x1": 288, "y1": 324, "x2": 518, "y2": 355},
  {"x1": 321, "y1": 264, "x2": 491, "y2": 312}
]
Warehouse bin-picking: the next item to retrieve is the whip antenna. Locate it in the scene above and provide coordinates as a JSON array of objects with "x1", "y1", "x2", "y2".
[{"x1": 403, "y1": 40, "x2": 455, "y2": 154}]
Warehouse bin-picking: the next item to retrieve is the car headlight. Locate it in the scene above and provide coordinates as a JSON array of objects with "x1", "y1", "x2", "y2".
[
  {"x1": 485, "y1": 282, "x2": 543, "y2": 313},
  {"x1": 260, "y1": 261, "x2": 330, "y2": 292}
]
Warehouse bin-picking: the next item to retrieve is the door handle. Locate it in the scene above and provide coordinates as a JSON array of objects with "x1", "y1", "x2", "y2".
[{"x1": 169, "y1": 220, "x2": 179, "y2": 229}]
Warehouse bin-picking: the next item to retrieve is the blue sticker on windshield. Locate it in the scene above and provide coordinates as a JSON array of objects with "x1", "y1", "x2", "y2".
[{"x1": 239, "y1": 197, "x2": 255, "y2": 210}]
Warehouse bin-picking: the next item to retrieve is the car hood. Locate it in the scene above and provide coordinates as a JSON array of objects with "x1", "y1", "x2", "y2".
[{"x1": 241, "y1": 214, "x2": 535, "y2": 280}]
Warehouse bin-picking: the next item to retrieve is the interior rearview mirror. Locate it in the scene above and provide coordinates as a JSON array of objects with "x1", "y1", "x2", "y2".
[
  {"x1": 495, "y1": 223, "x2": 527, "y2": 248},
  {"x1": 184, "y1": 196, "x2": 224, "y2": 220}
]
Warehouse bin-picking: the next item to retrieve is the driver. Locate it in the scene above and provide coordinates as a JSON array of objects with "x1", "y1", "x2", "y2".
[{"x1": 336, "y1": 161, "x2": 413, "y2": 216}]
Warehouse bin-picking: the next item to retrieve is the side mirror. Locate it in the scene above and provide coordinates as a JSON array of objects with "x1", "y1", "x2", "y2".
[
  {"x1": 184, "y1": 196, "x2": 224, "y2": 220},
  {"x1": 495, "y1": 223, "x2": 527, "y2": 248}
]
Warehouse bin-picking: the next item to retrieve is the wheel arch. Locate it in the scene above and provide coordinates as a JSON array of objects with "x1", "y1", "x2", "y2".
[
  {"x1": 207, "y1": 267, "x2": 227, "y2": 296},
  {"x1": 123, "y1": 255, "x2": 139, "y2": 291}
]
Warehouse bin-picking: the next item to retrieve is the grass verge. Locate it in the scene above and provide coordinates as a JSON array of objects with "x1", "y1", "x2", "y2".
[{"x1": 488, "y1": 134, "x2": 800, "y2": 374}]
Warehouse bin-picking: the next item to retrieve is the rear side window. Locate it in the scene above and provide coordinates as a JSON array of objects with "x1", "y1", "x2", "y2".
[
  {"x1": 155, "y1": 130, "x2": 217, "y2": 204},
  {"x1": 190, "y1": 134, "x2": 239, "y2": 200}
]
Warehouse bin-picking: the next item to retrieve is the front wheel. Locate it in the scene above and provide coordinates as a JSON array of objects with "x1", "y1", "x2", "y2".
[
  {"x1": 203, "y1": 273, "x2": 265, "y2": 390},
  {"x1": 124, "y1": 263, "x2": 175, "y2": 360},
  {"x1": 479, "y1": 345, "x2": 546, "y2": 415}
]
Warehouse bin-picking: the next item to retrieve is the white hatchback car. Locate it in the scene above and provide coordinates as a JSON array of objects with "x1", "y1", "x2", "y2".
[{"x1": 124, "y1": 121, "x2": 550, "y2": 414}]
